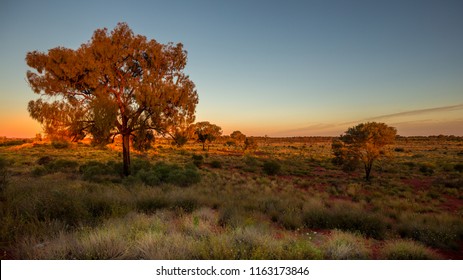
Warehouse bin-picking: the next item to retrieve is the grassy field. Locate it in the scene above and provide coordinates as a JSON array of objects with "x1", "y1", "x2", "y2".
[{"x1": 1, "y1": 136, "x2": 462, "y2": 259}]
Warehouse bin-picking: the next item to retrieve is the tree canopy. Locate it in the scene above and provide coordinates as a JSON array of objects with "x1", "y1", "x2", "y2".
[
  {"x1": 194, "y1": 121, "x2": 222, "y2": 151},
  {"x1": 332, "y1": 122, "x2": 397, "y2": 181},
  {"x1": 26, "y1": 23, "x2": 198, "y2": 175}
]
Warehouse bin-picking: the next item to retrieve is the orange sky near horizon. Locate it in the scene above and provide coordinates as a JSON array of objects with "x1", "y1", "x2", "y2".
[{"x1": 1, "y1": 104, "x2": 462, "y2": 139}]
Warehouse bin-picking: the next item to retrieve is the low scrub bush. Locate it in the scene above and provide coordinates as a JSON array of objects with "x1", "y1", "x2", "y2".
[
  {"x1": 262, "y1": 160, "x2": 281, "y2": 176},
  {"x1": 218, "y1": 204, "x2": 246, "y2": 228},
  {"x1": 419, "y1": 163, "x2": 435, "y2": 175},
  {"x1": 210, "y1": 160, "x2": 222, "y2": 168},
  {"x1": 170, "y1": 196, "x2": 198, "y2": 213},
  {"x1": 397, "y1": 213, "x2": 463, "y2": 250},
  {"x1": 80, "y1": 161, "x2": 120, "y2": 182},
  {"x1": 443, "y1": 178, "x2": 463, "y2": 189},
  {"x1": 323, "y1": 231, "x2": 371, "y2": 260},
  {"x1": 403, "y1": 161, "x2": 416, "y2": 169},
  {"x1": 130, "y1": 158, "x2": 152, "y2": 173},
  {"x1": 136, "y1": 197, "x2": 169, "y2": 213},
  {"x1": 191, "y1": 154, "x2": 204, "y2": 168},
  {"x1": 197, "y1": 226, "x2": 321, "y2": 260},
  {"x1": 31, "y1": 166, "x2": 47, "y2": 177},
  {"x1": 36, "y1": 190, "x2": 91, "y2": 226},
  {"x1": 242, "y1": 156, "x2": 260, "y2": 172},
  {"x1": 32, "y1": 158, "x2": 79, "y2": 176},
  {"x1": 51, "y1": 140, "x2": 70, "y2": 149},
  {"x1": 36, "y1": 156, "x2": 53, "y2": 165},
  {"x1": 136, "y1": 162, "x2": 201, "y2": 187},
  {"x1": 75, "y1": 229, "x2": 129, "y2": 259},
  {"x1": 303, "y1": 201, "x2": 387, "y2": 239},
  {"x1": 46, "y1": 159, "x2": 79, "y2": 173},
  {"x1": 379, "y1": 240, "x2": 441, "y2": 260}
]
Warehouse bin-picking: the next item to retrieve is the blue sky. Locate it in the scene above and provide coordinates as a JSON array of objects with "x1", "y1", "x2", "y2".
[{"x1": 1, "y1": 0, "x2": 462, "y2": 137}]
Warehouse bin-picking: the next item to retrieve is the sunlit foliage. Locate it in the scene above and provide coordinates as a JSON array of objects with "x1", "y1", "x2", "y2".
[
  {"x1": 26, "y1": 23, "x2": 198, "y2": 175},
  {"x1": 332, "y1": 122, "x2": 397, "y2": 180},
  {"x1": 194, "y1": 121, "x2": 222, "y2": 151}
]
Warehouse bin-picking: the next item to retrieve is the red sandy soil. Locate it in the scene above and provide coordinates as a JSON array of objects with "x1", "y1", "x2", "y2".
[
  {"x1": 440, "y1": 195, "x2": 463, "y2": 213},
  {"x1": 402, "y1": 177, "x2": 433, "y2": 191}
]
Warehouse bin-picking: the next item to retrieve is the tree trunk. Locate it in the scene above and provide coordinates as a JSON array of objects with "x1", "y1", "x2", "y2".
[
  {"x1": 202, "y1": 141, "x2": 205, "y2": 151},
  {"x1": 364, "y1": 161, "x2": 372, "y2": 181},
  {"x1": 122, "y1": 133, "x2": 131, "y2": 176}
]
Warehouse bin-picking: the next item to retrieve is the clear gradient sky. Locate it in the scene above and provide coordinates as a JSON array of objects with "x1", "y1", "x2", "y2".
[{"x1": 1, "y1": 0, "x2": 462, "y2": 137}]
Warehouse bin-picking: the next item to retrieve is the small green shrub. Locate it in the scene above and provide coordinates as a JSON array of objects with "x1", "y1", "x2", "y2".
[
  {"x1": 171, "y1": 197, "x2": 198, "y2": 213},
  {"x1": 454, "y1": 163, "x2": 463, "y2": 173},
  {"x1": 218, "y1": 205, "x2": 245, "y2": 228},
  {"x1": 46, "y1": 159, "x2": 79, "y2": 173},
  {"x1": 263, "y1": 160, "x2": 281, "y2": 176},
  {"x1": 131, "y1": 158, "x2": 152, "y2": 174},
  {"x1": 167, "y1": 165, "x2": 201, "y2": 187},
  {"x1": 32, "y1": 166, "x2": 47, "y2": 177},
  {"x1": 36, "y1": 156, "x2": 53, "y2": 165},
  {"x1": 419, "y1": 163, "x2": 435, "y2": 175},
  {"x1": 51, "y1": 140, "x2": 70, "y2": 149},
  {"x1": 210, "y1": 160, "x2": 222, "y2": 168},
  {"x1": 135, "y1": 162, "x2": 201, "y2": 187},
  {"x1": 78, "y1": 160, "x2": 123, "y2": 182},
  {"x1": 192, "y1": 154, "x2": 204, "y2": 168},
  {"x1": 403, "y1": 161, "x2": 416, "y2": 169},
  {"x1": 243, "y1": 156, "x2": 260, "y2": 172},
  {"x1": 136, "y1": 197, "x2": 169, "y2": 213},
  {"x1": 379, "y1": 240, "x2": 440, "y2": 260},
  {"x1": 136, "y1": 169, "x2": 161, "y2": 186},
  {"x1": 443, "y1": 178, "x2": 463, "y2": 189}
]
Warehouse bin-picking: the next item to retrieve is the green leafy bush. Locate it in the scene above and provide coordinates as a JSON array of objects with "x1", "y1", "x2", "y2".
[
  {"x1": 136, "y1": 162, "x2": 201, "y2": 187},
  {"x1": 46, "y1": 159, "x2": 79, "y2": 172},
  {"x1": 80, "y1": 161, "x2": 121, "y2": 182},
  {"x1": 192, "y1": 154, "x2": 204, "y2": 168},
  {"x1": 32, "y1": 166, "x2": 47, "y2": 177},
  {"x1": 36, "y1": 156, "x2": 53, "y2": 165},
  {"x1": 262, "y1": 160, "x2": 281, "y2": 176},
  {"x1": 33, "y1": 158, "x2": 79, "y2": 176},
  {"x1": 136, "y1": 197, "x2": 169, "y2": 213},
  {"x1": 210, "y1": 160, "x2": 222, "y2": 168},
  {"x1": 419, "y1": 163, "x2": 435, "y2": 175},
  {"x1": 242, "y1": 156, "x2": 260, "y2": 172}
]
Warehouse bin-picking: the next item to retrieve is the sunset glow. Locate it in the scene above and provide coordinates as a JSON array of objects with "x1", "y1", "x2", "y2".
[{"x1": 1, "y1": 0, "x2": 462, "y2": 137}]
